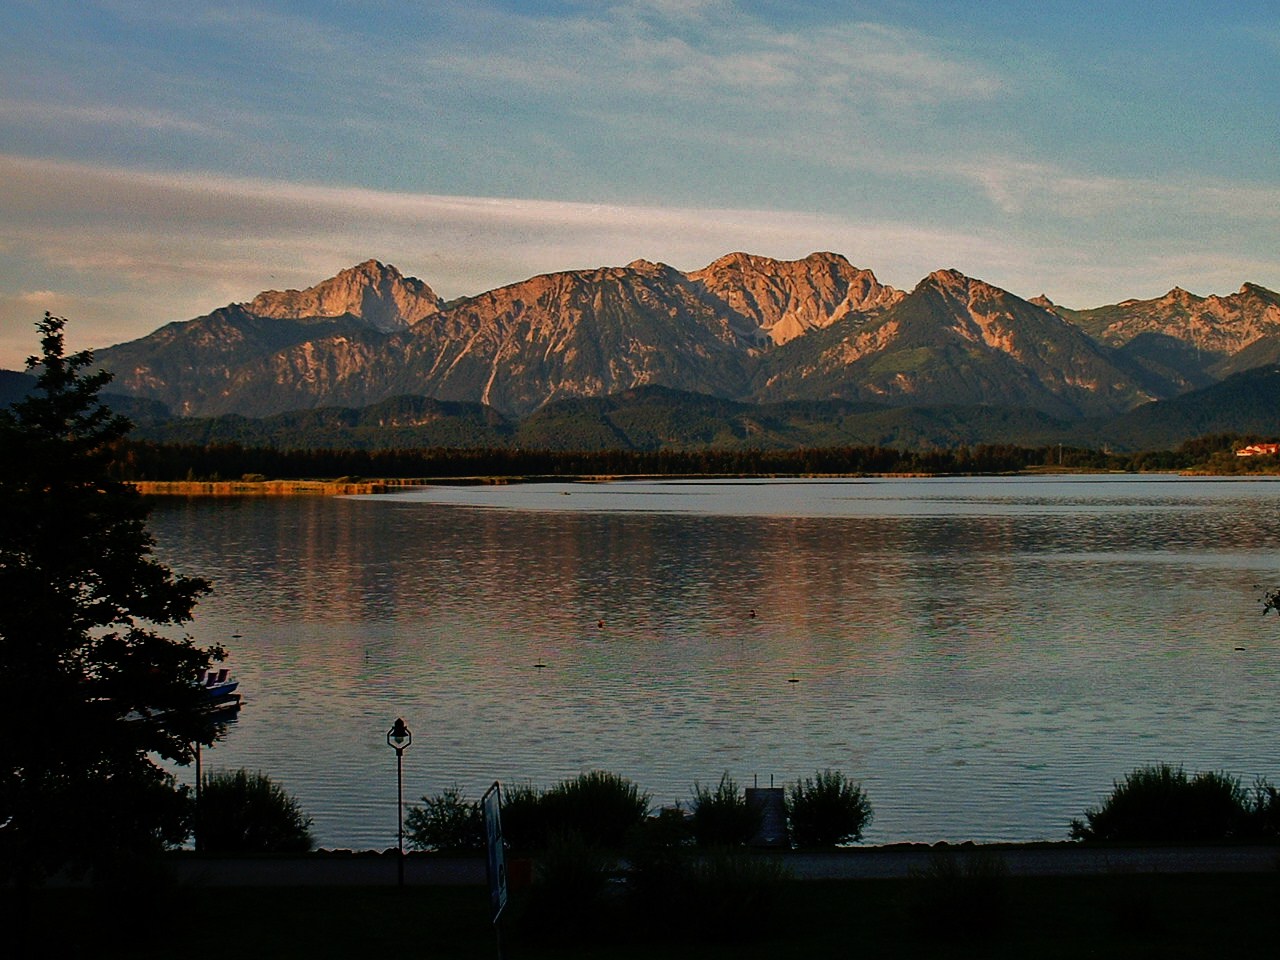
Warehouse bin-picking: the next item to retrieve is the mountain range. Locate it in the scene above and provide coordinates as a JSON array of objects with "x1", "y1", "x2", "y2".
[{"x1": 14, "y1": 254, "x2": 1280, "y2": 451}]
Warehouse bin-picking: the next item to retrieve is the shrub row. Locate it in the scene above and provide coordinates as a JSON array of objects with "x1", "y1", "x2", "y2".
[
  {"x1": 1071, "y1": 764, "x2": 1280, "y2": 842},
  {"x1": 194, "y1": 761, "x2": 1280, "y2": 858},
  {"x1": 406, "y1": 768, "x2": 871, "y2": 854}
]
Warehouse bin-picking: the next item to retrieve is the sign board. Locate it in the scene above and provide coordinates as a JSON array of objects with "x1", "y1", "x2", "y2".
[
  {"x1": 481, "y1": 781, "x2": 508, "y2": 922},
  {"x1": 744, "y1": 787, "x2": 788, "y2": 848}
]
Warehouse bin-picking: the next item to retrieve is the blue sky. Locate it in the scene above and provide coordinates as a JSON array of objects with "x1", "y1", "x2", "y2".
[{"x1": 2, "y1": 0, "x2": 1277, "y2": 368}]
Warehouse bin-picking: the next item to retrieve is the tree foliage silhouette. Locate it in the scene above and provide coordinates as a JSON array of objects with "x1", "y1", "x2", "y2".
[
  {"x1": 197, "y1": 769, "x2": 314, "y2": 854},
  {"x1": 0, "y1": 314, "x2": 220, "y2": 888}
]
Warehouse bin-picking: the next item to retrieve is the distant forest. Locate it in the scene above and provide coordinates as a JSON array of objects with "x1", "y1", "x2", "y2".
[{"x1": 106, "y1": 434, "x2": 1265, "y2": 481}]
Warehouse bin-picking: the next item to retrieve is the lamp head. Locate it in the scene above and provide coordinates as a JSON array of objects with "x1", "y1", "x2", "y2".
[{"x1": 387, "y1": 717, "x2": 412, "y2": 750}]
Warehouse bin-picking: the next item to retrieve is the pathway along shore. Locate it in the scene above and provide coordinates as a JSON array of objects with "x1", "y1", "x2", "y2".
[{"x1": 159, "y1": 844, "x2": 1280, "y2": 887}]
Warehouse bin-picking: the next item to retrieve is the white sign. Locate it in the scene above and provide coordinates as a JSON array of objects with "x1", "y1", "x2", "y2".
[{"x1": 481, "y1": 782, "x2": 507, "y2": 922}]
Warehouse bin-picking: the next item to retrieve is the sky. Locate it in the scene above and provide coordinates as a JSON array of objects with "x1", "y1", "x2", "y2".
[{"x1": 1, "y1": 0, "x2": 1278, "y2": 369}]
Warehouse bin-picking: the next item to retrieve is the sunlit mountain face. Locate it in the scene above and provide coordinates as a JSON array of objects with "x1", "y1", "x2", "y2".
[{"x1": 77, "y1": 255, "x2": 1280, "y2": 451}]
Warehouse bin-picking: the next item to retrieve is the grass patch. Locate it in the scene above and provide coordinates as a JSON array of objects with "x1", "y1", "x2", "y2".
[{"x1": 6, "y1": 872, "x2": 1280, "y2": 959}]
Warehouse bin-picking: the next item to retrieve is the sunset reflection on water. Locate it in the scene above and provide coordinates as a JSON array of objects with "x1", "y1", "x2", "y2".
[{"x1": 150, "y1": 477, "x2": 1280, "y2": 849}]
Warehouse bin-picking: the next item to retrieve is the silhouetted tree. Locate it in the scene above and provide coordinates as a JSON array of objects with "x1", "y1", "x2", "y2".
[
  {"x1": 406, "y1": 785, "x2": 484, "y2": 853},
  {"x1": 197, "y1": 769, "x2": 314, "y2": 853},
  {"x1": 690, "y1": 773, "x2": 760, "y2": 848},
  {"x1": 1070, "y1": 764, "x2": 1250, "y2": 842},
  {"x1": 0, "y1": 315, "x2": 220, "y2": 900},
  {"x1": 785, "y1": 769, "x2": 873, "y2": 847}
]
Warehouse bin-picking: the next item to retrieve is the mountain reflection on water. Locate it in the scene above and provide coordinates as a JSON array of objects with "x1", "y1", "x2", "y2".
[{"x1": 148, "y1": 476, "x2": 1280, "y2": 849}]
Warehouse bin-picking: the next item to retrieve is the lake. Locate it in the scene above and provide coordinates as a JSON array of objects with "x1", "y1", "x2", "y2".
[{"x1": 148, "y1": 475, "x2": 1280, "y2": 849}]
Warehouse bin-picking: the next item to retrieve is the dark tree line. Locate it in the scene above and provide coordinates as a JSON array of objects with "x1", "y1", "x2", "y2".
[{"x1": 104, "y1": 438, "x2": 1201, "y2": 481}]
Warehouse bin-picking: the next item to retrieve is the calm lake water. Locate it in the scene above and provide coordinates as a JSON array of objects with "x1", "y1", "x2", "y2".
[{"x1": 149, "y1": 476, "x2": 1280, "y2": 849}]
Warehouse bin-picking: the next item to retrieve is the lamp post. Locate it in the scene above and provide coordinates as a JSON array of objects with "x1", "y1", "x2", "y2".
[
  {"x1": 386, "y1": 717, "x2": 412, "y2": 887},
  {"x1": 194, "y1": 740, "x2": 203, "y2": 852}
]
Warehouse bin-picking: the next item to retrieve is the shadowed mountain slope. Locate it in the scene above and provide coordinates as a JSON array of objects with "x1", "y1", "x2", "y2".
[{"x1": 754, "y1": 270, "x2": 1166, "y2": 418}]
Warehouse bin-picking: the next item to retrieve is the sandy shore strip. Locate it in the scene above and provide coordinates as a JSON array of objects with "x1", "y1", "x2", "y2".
[{"x1": 127, "y1": 479, "x2": 421, "y2": 496}]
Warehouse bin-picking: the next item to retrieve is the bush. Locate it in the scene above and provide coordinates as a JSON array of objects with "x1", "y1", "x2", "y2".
[
  {"x1": 1245, "y1": 778, "x2": 1280, "y2": 838},
  {"x1": 197, "y1": 769, "x2": 314, "y2": 853},
  {"x1": 636, "y1": 805, "x2": 693, "y2": 850},
  {"x1": 540, "y1": 771, "x2": 650, "y2": 850},
  {"x1": 405, "y1": 786, "x2": 484, "y2": 854},
  {"x1": 1070, "y1": 764, "x2": 1251, "y2": 842},
  {"x1": 499, "y1": 782, "x2": 546, "y2": 853},
  {"x1": 785, "y1": 769, "x2": 872, "y2": 847},
  {"x1": 690, "y1": 773, "x2": 760, "y2": 848}
]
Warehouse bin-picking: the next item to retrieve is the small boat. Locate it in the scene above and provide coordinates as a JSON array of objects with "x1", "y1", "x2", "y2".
[
  {"x1": 203, "y1": 668, "x2": 242, "y2": 712},
  {"x1": 203, "y1": 668, "x2": 239, "y2": 699},
  {"x1": 124, "y1": 667, "x2": 242, "y2": 722}
]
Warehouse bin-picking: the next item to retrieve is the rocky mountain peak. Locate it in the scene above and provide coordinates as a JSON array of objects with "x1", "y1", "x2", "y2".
[
  {"x1": 1237, "y1": 282, "x2": 1280, "y2": 305},
  {"x1": 1158, "y1": 286, "x2": 1200, "y2": 306},
  {"x1": 702, "y1": 251, "x2": 763, "y2": 271},
  {"x1": 89, "y1": 251, "x2": 1280, "y2": 428},
  {"x1": 621, "y1": 258, "x2": 685, "y2": 282},
  {"x1": 245, "y1": 260, "x2": 443, "y2": 332},
  {"x1": 918, "y1": 270, "x2": 1028, "y2": 314},
  {"x1": 922, "y1": 268, "x2": 971, "y2": 292},
  {"x1": 690, "y1": 251, "x2": 901, "y2": 345},
  {"x1": 700, "y1": 250, "x2": 852, "y2": 273}
]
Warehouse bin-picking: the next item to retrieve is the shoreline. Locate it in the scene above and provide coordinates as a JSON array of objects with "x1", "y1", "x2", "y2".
[
  {"x1": 128, "y1": 479, "x2": 422, "y2": 497},
  {"x1": 125, "y1": 469, "x2": 1212, "y2": 497}
]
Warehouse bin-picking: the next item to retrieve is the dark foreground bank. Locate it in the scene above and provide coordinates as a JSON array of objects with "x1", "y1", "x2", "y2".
[
  {"x1": 11, "y1": 846, "x2": 1280, "y2": 959},
  {"x1": 9, "y1": 868, "x2": 1280, "y2": 959}
]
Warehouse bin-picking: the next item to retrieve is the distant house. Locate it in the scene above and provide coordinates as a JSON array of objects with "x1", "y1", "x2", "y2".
[{"x1": 1236, "y1": 443, "x2": 1280, "y2": 457}]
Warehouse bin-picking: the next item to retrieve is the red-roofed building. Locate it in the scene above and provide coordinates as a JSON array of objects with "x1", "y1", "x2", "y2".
[{"x1": 1235, "y1": 443, "x2": 1280, "y2": 457}]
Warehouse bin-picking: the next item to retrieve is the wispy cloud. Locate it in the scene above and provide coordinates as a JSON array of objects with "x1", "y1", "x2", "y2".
[
  {"x1": 421, "y1": 5, "x2": 1003, "y2": 115},
  {"x1": 0, "y1": 2, "x2": 1064, "y2": 218},
  {"x1": 381, "y1": 2, "x2": 1012, "y2": 208},
  {"x1": 0, "y1": 153, "x2": 1000, "y2": 363},
  {"x1": 16, "y1": 289, "x2": 62, "y2": 305},
  {"x1": 0, "y1": 153, "x2": 989, "y2": 284},
  {"x1": 0, "y1": 99, "x2": 214, "y2": 135},
  {"x1": 97, "y1": 0, "x2": 345, "y2": 56},
  {"x1": 2, "y1": 149, "x2": 1275, "y2": 368},
  {"x1": 1, "y1": 3, "x2": 1275, "y2": 367},
  {"x1": 952, "y1": 156, "x2": 1280, "y2": 222}
]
